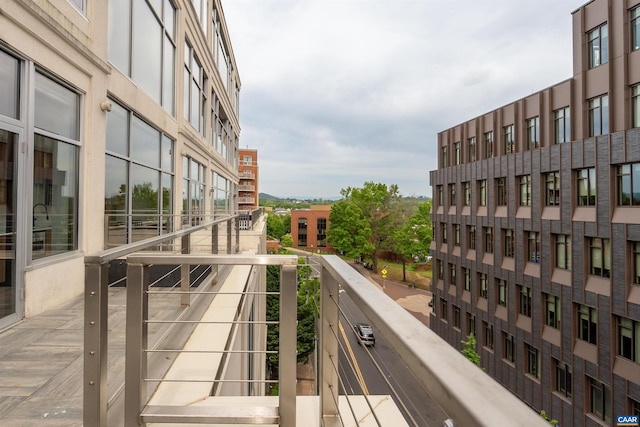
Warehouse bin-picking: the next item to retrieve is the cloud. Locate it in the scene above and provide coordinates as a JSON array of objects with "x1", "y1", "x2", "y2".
[{"x1": 224, "y1": 0, "x2": 583, "y2": 198}]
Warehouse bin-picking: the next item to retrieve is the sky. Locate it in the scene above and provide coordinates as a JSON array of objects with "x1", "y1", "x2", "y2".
[{"x1": 222, "y1": 0, "x2": 585, "y2": 199}]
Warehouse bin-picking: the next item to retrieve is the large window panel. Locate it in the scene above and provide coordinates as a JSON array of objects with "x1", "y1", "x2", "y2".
[
  {"x1": 131, "y1": 164, "x2": 160, "y2": 242},
  {"x1": 34, "y1": 72, "x2": 79, "y2": 140},
  {"x1": 0, "y1": 49, "x2": 20, "y2": 120},
  {"x1": 132, "y1": 0, "x2": 162, "y2": 103},
  {"x1": 130, "y1": 115, "x2": 160, "y2": 168},
  {"x1": 106, "y1": 102, "x2": 129, "y2": 155}
]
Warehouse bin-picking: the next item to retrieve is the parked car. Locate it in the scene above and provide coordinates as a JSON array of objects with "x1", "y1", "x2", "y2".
[{"x1": 353, "y1": 323, "x2": 375, "y2": 346}]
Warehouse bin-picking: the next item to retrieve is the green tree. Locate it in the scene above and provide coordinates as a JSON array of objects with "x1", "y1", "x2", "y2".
[
  {"x1": 280, "y1": 234, "x2": 293, "y2": 247},
  {"x1": 327, "y1": 182, "x2": 400, "y2": 273},
  {"x1": 461, "y1": 333, "x2": 481, "y2": 367},
  {"x1": 393, "y1": 201, "x2": 433, "y2": 281},
  {"x1": 266, "y1": 213, "x2": 286, "y2": 240}
]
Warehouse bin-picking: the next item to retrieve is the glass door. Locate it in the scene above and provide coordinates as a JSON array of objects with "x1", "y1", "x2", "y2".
[{"x1": 0, "y1": 129, "x2": 17, "y2": 328}]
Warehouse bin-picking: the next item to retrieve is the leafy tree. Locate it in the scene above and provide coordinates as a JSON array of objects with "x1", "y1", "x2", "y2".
[
  {"x1": 280, "y1": 234, "x2": 293, "y2": 247},
  {"x1": 461, "y1": 333, "x2": 481, "y2": 367},
  {"x1": 393, "y1": 200, "x2": 433, "y2": 279},
  {"x1": 266, "y1": 213, "x2": 286, "y2": 240},
  {"x1": 327, "y1": 182, "x2": 400, "y2": 273}
]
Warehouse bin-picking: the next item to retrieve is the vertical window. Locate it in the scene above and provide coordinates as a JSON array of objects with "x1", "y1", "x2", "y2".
[
  {"x1": 630, "y1": 398, "x2": 640, "y2": 419},
  {"x1": 68, "y1": 0, "x2": 86, "y2": 14},
  {"x1": 503, "y1": 229, "x2": 515, "y2": 258},
  {"x1": 633, "y1": 84, "x2": 640, "y2": 128},
  {"x1": 617, "y1": 163, "x2": 640, "y2": 206},
  {"x1": 317, "y1": 218, "x2": 327, "y2": 247},
  {"x1": 554, "y1": 359, "x2": 572, "y2": 398},
  {"x1": 503, "y1": 332, "x2": 515, "y2": 363},
  {"x1": 545, "y1": 293, "x2": 561, "y2": 329},
  {"x1": 483, "y1": 321, "x2": 494, "y2": 350},
  {"x1": 479, "y1": 180, "x2": 487, "y2": 206},
  {"x1": 454, "y1": 224, "x2": 460, "y2": 247},
  {"x1": 449, "y1": 183, "x2": 456, "y2": 206},
  {"x1": 478, "y1": 273, "x2": 488, "y2": 299},
  {"x1": 441, "y1": 145, "x2": 448, "y2": 168},
  {"x1": 454, "y1": 142, "x2": 461, "y2": 165},
  {"x1": 545, "y1": 171, "x2": 560, "y2": 206},
  {"x1": 618, "y1": 317, "x2": 640, "y2": 363},
  {"x1": 484, "y1": 131, "x2": 493, "y2": 159},
  {"x1": 467, "y1": 313, "x2": 476, "y2": 337},
  {"x1": 182, "y1": 156, "x2": 205, "y2": 225},
  {"x1": 577, "y1": 167, "x2": 597, "y2": 206},
  {"x1": 555, "y1": 234, "x2": 572, "y2": 270},
  {"x1": 297, "y1": 218, "x2": 308, "y2": 247},
  {"x1": 191, "y1": 0, "x2": 207, "y2": 30},
  {"x1": 526, "y1": 117, "x2": 539, "y2": 149},
  {"x1": 453, "y1": 305, "x2": 461, "y2": 329},
  {"x1": 440, "y1": 298, "x2": 448, "y2": 321},
  {"x1": 437, "y1": 259, "x2": 444, "y2": 280},
  {"x1": 525, "y1": 343, "x2": 540, "y2": 379},
  {"x1": 463, "y1": 267, "x2": 471, "y2": 292},
  {"x1": 519, "y1": 175, "x2": 532, "y2": 206},
  {"x1": 633, "y1": 7, "x2": 640, "y2": 51},
  {"x1": 518, "y1": 286, "x2": 532, "y2": 317},
  {"x1": 468, "y1": 137, "x2": 476, "y2": 162},
  {"x1": 108, "y1": 0, "x2": 176, "y2": 114},
  {"x1": 441, "y1": 222, "x2": 448, "y2": 244},
  {"x1": 527, "y1": 231, "x2": 541, "y2": 263},
  {"x1": 211, "y1": 172, "x2": 230, "y2": 214},
  {"x1": 0, "y1": 48, "x2": 20, "y2": 119},
  {"x1": 504, "y1": 124, "x2": 515, "y2": 154},
  {"x1": 496, "y1": 177, "x2": 508, "y2": 206},
  {"x1": 243, "y1": 155, "x2": 252, "y2": 166},
  {"x1": 589, "y1": 238, "x2": 611, "y2": 278},
  {"x1": 588, "y1": 24, "x2": 609, "y2": 68},
  {"x1": 437, "y1": 185, "x2": 443, "y2": 207},
  {"x1": 213, "y1": 8, "x2": 230, "y2": 92},
  {"x1": 467, "y1": 225, "x2": 476, "y2": 251},
  {"x1": 184, "y1": 41, "x2": 207, "y2": 134},
  {"x1": 554, "y1": 107, "x2": 571, "y2": 144},
  {"x1": 483, "y1": 226, "x2": 493, "y2": 254},
  {"x1": 449, "y1": 263, "x2": 456, "y2": 286},
  {"x1": 589, "y1": 377, "x2": 611, "y2": 422},
  {"x1": 578, "y1": 304, "x2": 598, "y2": 345},
  {"x1": 588, "y1": 94, "x2": 609, "y2": 136},
  {"x1": 463, "y1": 181, "x2": 471, "y2": 206},
  {"x1": 633, "y1": 241, "x2": 640, "y2": 285},
  {"x1": 497, "y1": 279, "x2": 507, "y2": 307}
]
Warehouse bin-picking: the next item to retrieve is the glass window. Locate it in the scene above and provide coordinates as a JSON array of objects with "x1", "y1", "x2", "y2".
[
  {"x1": 317, "y1": 218, "x2": 327, "y2": 247},
  {"x1": 617, "y1": 163, "x2": 640, "y2": 206},
  {"x1": 454, "y1": 223, "x2": 460, "y2": 246},
  {"x1": 298, "y1": 217, "x2": 307, "y2": 247},
  {"x1": 440, "y1": 298, "x2": 448, "y2": 321},
  {"x1": 437, "y1": 185, "x2": 443, "y2": 207},
  {"x1": 108, "y1": 0, "x2": 176, "y2": 114},
  {"x1": 589, "y1": 377, "x2": 611, "y2": 422},
  {"x1": 484, "y1": 226, "x2": 493, "y2": 254},
  {"x1": 525, "y1": 343, "x2": 540, "y2": 378},
  {"x1": 528, "y1": 231, "x2": 541, "y2": 263},
  {"x1": 519, "y1": 175, "x2": 531, "y2": 206},
  {"x1": 454, "y1": 142, "x2": 461, "y2": 165},
  {"x1": 184, "y1": 41, "x2": 207, "y2": 135},
  {"x1": 478, "y1": 273, "x2": 488, "y2": 299},
  {"x1": 463, "y1": 267, "x2": 471, "y2": 292},
  {"x1": 484, "y1": 131, "x2": 493, "y2": 159},
  {"x1": 618, "y1": 317, "x2": 640, "y2": 363},
  {"x1": 467, "y1": 137, "x2": 476, "y2": 162},
  {"x1": 554, "y1": 107, "x2": 570, "y2": 144},
  {"x1": 467, "y1": 312, "x2": 476, "y2": 336},
  {"x1": 504, "y1": 124, "x2": 514, "y2": 154},
  {"x1": 519, "y1": 286, "x2": 532, "y2": 317},
  {"x1": 555, "y1": 234, "x2": 571, "y2": 270},
  {"x1": 463, "y1": 181, "x2": 471, "y2": 206},
  {"x1": 449, "y1": 263, "x2": 456, "y2": 286},
  {"x1": 497, "y1": 279, "x2": 507, "y2": 307},
  {"x1": 503, "y1": 332, "x2": 515, "y2": 363},
  {"x1": 483, "y1": 321, "x2": 494, "y2": 349},
  {"x1": 467, "y1": 225, "x2": 476, "y2": 251},
  {"x1": 34, "y1": 72, "x2": 79, "y2": 140},
  {"x1": 577, "y1": 168, "x2": 596, "y2": 206},
  {"x1": 496, "y1": 177, "x2": 507, "y2": 206},
  {"x1": 554, "y1": 359, "x2": 572, "y2": 399},
  {"x1": 634, "y1": 241, "x2": 640, "y2": 285},
  {"x1": 588, "y1": 94, "x2": 609, "y2": 136},
  {"x1": 437, "y1": 259, "x2": 444, "y2": 280},
  {"x1": 479, "y1": 180, "x2": 487, "y2": 206},
  {"x1": 440, "y1": 145, "x2": 448, "y2": 168},
  {"x1": 441, "y1": 222, "x2": 447, "y2": 244},
  {"x1": 453, "y1": 305, "x2": 461, "y2": 329},
  {"x1": 545, "y1": 293, "x2": 561, "y2": 329},
  {"x1": 0, "y1": 49, "x2": 20, "y2": 120},
  {"x1": 578, "y1": 304, "x2": 597, "y2": 345},
  {"x1": 503, "y1": 229, "x2": 514, "y2": 258},
  {"x1": 545, "y1": 172, "x2": 560, "y2": 206},
  {"x1": 588, "y1": 24, "x2": 609, "y2": 68},
  {"x1": 211, "y1": 171, "x2": 230, "y2": 215},
  {"x1": 526, "y1": 117, "x2": 539, "y2": 149},
  {"x1": 633, "y1": 7, "x2": 640, "y2": 51},
  {"x1": 449, "y1": 183, "x2": 456, "y2": 206},
  {"x1": 633, "y1": 85, "x2": 640, "y2": 128},
  {"x1": 589, "y1": 237, "x2": 611, "y2": 278}
]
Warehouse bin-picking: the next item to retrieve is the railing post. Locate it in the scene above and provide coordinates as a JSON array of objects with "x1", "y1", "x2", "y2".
[
  {"x1": 279, "y1": 264, "x2": 298, "y2": 427},
  {"x1": 319, "y1": 263, "x2": 340, "y2": 425},
  {"x1": 227, "y1": 217, "x2": 232, "y2": 254},
  {"x1": 212, "y1": 223, "x2": 219, "y2": 277},
  {"x1": 83, "y1": 260, "x2": 109, "y2": 427},
  {"x1": 235, "y1": 215, "x2": 240, "y2": 249},
  {"x1": 124, "y1": 261, "x2": 149, "y2": 427},
  {"x1": 181, "y1": 234, "x2": 191, "y2": 306}
]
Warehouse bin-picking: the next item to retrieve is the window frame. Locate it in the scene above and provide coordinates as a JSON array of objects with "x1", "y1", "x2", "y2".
[
  {"x1": 467, "y1": 137, "x2": 476, "y2": 162},
  {"x1": 496, "y1": 278, "x2": 507, "y2": 307},
  {"x1": 588, "y1": 377, "x2": 611, "y2": 422},
  {"x1": 525, "y1": 343, "x2": 540, "y2": 379},
  {"x1": 588, "y1": 94, "x2": 609, "y2": 136},
  {"x1": 478, "y1": 272, "x2": 488, "y2": 299},
  {"x1": 577, "y1": 167, "x2": 597, "y2": 206},
  {"x1": 555, "y1": 234, "x2": 572, "y2": 270},
  {"x1": 588, "y1": 23, "x2": 609, "y2": 69},
  {"x1": 504, "y1": 124, "x2": 515, "y2": 154},
  {"x1": 518, "y1": 285, "x2": 532, "y2": 317},
  {"x1": 483, "y1": 226, "x2": 493, "y2": 254},
  {"x1": 479, "y1": 179, "x2": 487, "y2": 206},
  {"x1": 589, "y1": 237, "x2": 611, "y2": 278},
  {"x1": 503, "y1": 229, "x2": 515, "y2": 258},
  {"x1": 545, "y1": 171, "x2": 560, "y2": 206},
  {"x1": 578, "y1": 304, "x2": 598, "y2": 345},
  {"x1": 503, "y1": 332, "x2": 515, "y2": 363},
  {"x1": 526, "y1": 116, "x2": 540, "y2": 150},
  {"x1": 554, "y1": 107, "x2": 571, "y2": 144},
  {"x1": 467, "y1": 225, "x2": 476, "y2": 251},
  {"x1": 519, "y1": 174, "x2": 532, "y2": 206},
  {"x1": 617, "y1": 163, "x2": 640, "y2": 206},
  {"x1": 554, "y1": 359, "x2": 572, "y2": 399},
  {"x1": 545, "y1": 293, "x2": 561, "y2": 329},
  {"x1": 483, "y1": 131, "x2": 493, "y2": 159},
  {"x1": 496, "y1": 177, "x2": 508, "y2": 206}
]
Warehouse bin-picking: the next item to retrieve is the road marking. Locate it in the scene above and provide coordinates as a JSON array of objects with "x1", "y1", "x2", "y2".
[{"x1": 339, "y1": 321, "x2": 369, "y2": 395}]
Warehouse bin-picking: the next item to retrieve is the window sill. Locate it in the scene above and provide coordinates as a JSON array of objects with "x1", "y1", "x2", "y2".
[
  {"x1": 585, "y1": 275, "x2": 610, "y2": 297},
  {"x1": 524, "y1": 373, "x2": 541, "y2": 384},
  {"x1": 551, "y1": 391, "x2": 572, "y2": 404}
]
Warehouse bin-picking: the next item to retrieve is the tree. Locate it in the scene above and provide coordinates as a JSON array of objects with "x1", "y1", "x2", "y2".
[
  {"x1": 461, "y1": 333, "x2": 481, "y2": 367},
  {"x1": 393, "y1": 200, "x2": 433, "y2": 279},
  {"x1": 280, "y1": 234, "x2": 293, "y2": 247},
  {"x1": 327, "y1": 182, "x2": 400, "y2": 273},
  {"x1": 266, "y1": 213, "x2": 286, "y2": 240}
]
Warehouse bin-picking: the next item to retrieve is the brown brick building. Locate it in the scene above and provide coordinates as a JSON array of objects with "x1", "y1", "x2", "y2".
[
  {"x1": 430, "y1": 0, "x2": 640, "y2": 425},
  {"x1": 290, "y1": 205, "x2": 333, "y2": 252}
]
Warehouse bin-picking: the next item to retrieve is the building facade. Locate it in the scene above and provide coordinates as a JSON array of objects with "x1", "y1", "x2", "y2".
[
  {"x1": 430, "y1": 0, "x2": 640, "y2": 425},
  {"x1": 0, "y1": 0, "x2": 241, "y2": 330},
  {"x1": 291, "y1": 205, "x2": 332, "y2": 252},
  {"x1": 238, "y1": 148, "x2": 259, "y2": 214}
]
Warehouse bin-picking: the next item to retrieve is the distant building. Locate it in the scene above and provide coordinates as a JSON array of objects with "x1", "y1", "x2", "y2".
[
  {"x1": 238, "y1": 148, "x2": 258, "y2": 229},
  {"x1": 291, "y1": 205, "x2": 332, "y2": 252},
  {"x1": 430, "y1": 1, "x2": 640, "y2": 425}
]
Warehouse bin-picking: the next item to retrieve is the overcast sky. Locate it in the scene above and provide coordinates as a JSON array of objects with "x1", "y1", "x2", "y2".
[{"x1": 223, "y1": 0, "x2": 584, "y2": 199}]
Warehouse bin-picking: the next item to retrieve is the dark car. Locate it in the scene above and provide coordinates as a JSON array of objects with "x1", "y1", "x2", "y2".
[{"x1": 353, "y1": 323, "x2": 375, "y2": 346}]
